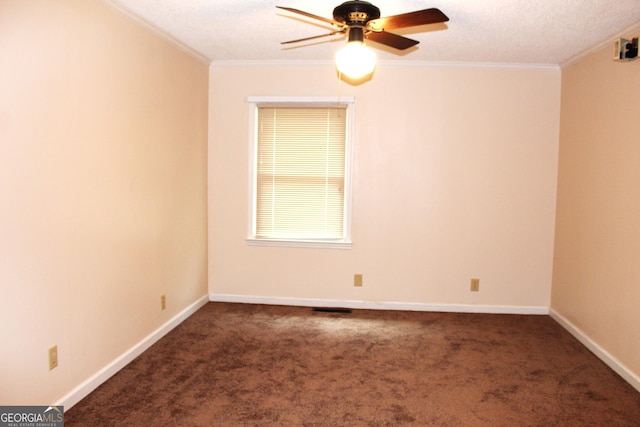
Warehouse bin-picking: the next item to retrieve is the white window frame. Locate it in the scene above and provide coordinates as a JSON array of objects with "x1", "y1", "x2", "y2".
[{"x1": 246, "y1": 96, "x2": 355, "y2": 249}]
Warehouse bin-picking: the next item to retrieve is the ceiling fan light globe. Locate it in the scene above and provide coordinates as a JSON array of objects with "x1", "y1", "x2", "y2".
[{"x1": 335, "y1": 41, "x2": 376, "y2": 79}]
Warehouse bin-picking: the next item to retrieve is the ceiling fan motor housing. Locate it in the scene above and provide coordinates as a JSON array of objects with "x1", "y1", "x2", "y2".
[
  {"x1": 278, "y1": 2, "x2": 449, "y2": 51},
  {"x1": 333, "y1": 1, "x2": 380, "y2": 26}
]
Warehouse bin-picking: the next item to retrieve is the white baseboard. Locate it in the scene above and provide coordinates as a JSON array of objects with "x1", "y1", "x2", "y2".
[
  {"x1": 549, "y1": 308, "x2": 640, "y2": 393},
  {"x1": 56, "y1": 294, "x2": 209, "y2": 409},
  {"x1": 209, "y1": 293, "x2": 549, "y2": 315},
  {"x1": 54, "y1": 294, "x2": 639, "y2": 409}
]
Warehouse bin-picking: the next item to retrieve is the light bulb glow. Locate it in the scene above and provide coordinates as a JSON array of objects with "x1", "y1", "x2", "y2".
[{"x1": 335, "y1": 42, "x2": 376, "y2": 79}]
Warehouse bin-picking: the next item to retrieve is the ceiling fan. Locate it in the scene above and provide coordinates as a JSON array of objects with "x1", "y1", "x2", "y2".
[{"x1": 277, "y1": 1, "x2": 449, "y2": 79}]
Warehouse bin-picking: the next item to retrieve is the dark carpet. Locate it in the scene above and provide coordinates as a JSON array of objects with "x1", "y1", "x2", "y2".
[{"x1": 65, "y1": 302, "x2": 640, "y2": 426}]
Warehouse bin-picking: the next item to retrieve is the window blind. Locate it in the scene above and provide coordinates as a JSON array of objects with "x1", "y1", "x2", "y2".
[{"x1": 256, "y1": 106, "x2": 347, "y2": 239}]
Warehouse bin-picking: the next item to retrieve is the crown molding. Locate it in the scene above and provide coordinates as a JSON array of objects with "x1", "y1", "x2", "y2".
[
  {"x1": 210, "y1": 59, "x2": 560, "y2": 71},
  {"x1": 97, "y1": 0, "x2": 211, "y2": 65},
  {"x1": 561, "y1": 20, "x2": 640, "y2": 68}
]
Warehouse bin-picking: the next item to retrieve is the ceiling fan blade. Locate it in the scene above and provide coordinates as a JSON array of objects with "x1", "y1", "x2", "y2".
[
  {"x1": 276, "y1": 6, "x2": 343, "y2": 27},
  {"x1": 366, "y1": 31, "x2": 419, "y2": 50},
  {"x1": 368, "y1": 8, "x2": 449, "y2": 31},
  {"x1": 281, "y1": 30, "x2": 346, "y2": 45}
]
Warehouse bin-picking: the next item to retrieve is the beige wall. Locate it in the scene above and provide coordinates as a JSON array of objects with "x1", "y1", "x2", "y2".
[
  {"x1": 209, "y1": 64, "x2": 561, "y2": 309},
  {"x1": 0, "y1": 0, "x2": 209, "y2": 404},
  {"x1": 552, "y1": 34, "x2": 640, "y2": 379}
]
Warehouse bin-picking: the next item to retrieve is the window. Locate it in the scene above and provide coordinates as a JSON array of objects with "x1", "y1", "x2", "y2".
[{"x1": 247, "y1": 97, "x2": 354, "y2": 249}]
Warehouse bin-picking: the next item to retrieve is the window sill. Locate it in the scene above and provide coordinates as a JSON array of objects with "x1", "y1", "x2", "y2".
[{"x1": 246, "y1": 238, "x2": 352, "y2": 250}]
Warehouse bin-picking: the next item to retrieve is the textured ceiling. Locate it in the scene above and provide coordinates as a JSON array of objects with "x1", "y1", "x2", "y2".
[{"x1": 102, "y1": 0, "x2": 640, "y2": 65}]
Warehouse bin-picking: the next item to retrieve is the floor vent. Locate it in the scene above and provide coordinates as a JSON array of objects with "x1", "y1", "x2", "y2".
[{"x1": 312, "y1": 307, "x2": 352, "y2": 314}]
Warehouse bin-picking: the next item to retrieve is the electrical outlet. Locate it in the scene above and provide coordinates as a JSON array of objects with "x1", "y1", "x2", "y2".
[
  {"x1": 354, "y1": 274, "x2": 363, "y2": 287},
  {"x1": 161, "y1": 294, "x2": 166, "y2": 310},
  {"x1": 470, "y1": 278, "x2": 480, "y2": 292},
  {"x1": 49, "y1": 345, "x2": 58, "y2": 370}
]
